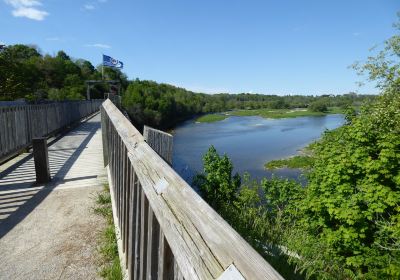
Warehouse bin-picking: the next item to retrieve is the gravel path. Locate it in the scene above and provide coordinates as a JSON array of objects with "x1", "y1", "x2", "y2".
[{"x1": 0, "y1": 114, "x2": 107, "y2": 279}]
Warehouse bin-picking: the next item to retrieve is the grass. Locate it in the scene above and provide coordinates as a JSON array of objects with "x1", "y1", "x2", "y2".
[
  {"x1": 94, "y1": 184, "x2": 122, "y2": 280},
  {"x1": 265, "y1": 155, "x2": 315, "y2": 170},
  {"x1": 197, "y1": 107, "x2": 345, "y2": 123},
  {"x1": 196, "y1": 114, "x2": 229, "y2": 123},
  {"x1": 229, "y1": 107, "x2": 344, "y2": 119}
]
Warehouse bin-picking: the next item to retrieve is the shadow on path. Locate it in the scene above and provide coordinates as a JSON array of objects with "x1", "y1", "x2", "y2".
[{"x1": 0, "y1": 120, "x2": 99, "y2": 239}]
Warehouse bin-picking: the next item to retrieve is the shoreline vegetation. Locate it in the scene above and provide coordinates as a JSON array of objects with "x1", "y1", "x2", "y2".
[
  {"x1": 265, "y1": 143, "x2": 316, "y2": 170},
  {"x1": 196, "y1": 107, "x2": 345, "y2": 123},
  {"x1": 265, "y1": 155, "x2": 315, "y2": 170},
  {"x1": 196, "y1": 114, "x2": 229, "y2": 123}
]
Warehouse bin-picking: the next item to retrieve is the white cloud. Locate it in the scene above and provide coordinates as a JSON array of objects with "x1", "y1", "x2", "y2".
[
  {"x1": 12, "y1": 6, "x2": 48, "y2": 20},
  {"x1": 85, "y1": 43, "x2": 111, "y2": 49},
  {"x1": 83, "y1": 4, "x2": 95, "y2": 10},
  {"x1": 4, "y1": 0, "x2": 48, "y2": 20},
  {"x1": 5, "y1": 0, "x2": 41, "y2": 7}
]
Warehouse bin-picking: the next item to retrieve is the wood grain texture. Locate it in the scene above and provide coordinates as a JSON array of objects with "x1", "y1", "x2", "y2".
[
  {"x1": 101, "y1": 99, "x2": 284, "y2": 280},
  {"x1": 0, "y1": 100, "x2": 102, "y2": 163},
  {"x1": 143, "y1": 125, "x2": 173, "y2": 165}
]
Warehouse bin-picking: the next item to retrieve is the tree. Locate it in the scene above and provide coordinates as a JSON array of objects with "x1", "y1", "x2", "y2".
[
  {"x1": 286, "y1": 17, "x2": 400, "y2": 279},
  {"x1": 193, "y1": 146, "x2": 241, "y2": 213},
  {"x1": 308, "y1": 100, "x2": 328, "y2": 112},
  {"x1": 193, "y1": 146, "x2": 305, "y2": 279}
]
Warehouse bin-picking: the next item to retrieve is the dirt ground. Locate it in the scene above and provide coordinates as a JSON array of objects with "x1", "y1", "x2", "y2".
[{"x1": 0, "y1": 186, "x2": 105, "y2": 280}]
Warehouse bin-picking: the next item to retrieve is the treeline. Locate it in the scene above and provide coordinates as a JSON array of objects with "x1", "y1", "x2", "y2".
[
  {"x1": 122, "y1": 80, "x2": 206, "y2": 129},
  {"x1": 0, "y1": 44, "x2": 128, "y2": 101},
  {"x1": 1, "y1": 44, "x2": 373, "y2": 130},
  {"x1": 122, "y1": 79, "x2": 373, "y2": 129},
  {"x1": 194, "y1": 23, "x2": 400, "y2": 279},
  {"x1": 203, "y1": 91, "x2": 371, "y2": 111}
]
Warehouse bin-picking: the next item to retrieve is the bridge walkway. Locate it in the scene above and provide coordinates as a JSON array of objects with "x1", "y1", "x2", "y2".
[{"x1": 0, "y1": 113, "x2": 107, "y2": 279}]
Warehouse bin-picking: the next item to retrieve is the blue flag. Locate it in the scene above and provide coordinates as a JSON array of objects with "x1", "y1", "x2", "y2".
[{"x1": 103, "y1": 54, "x2": 124, "y2": 69}]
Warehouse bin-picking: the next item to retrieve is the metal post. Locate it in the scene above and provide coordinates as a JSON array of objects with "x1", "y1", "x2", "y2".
[{"x1": 32, "y1": 138, "x2": 51, "y2": 184}]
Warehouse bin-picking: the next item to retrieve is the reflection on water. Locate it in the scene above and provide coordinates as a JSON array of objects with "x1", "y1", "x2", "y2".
[{"x1": 172, "y1": 115, "x2": 344, "y2": 184}]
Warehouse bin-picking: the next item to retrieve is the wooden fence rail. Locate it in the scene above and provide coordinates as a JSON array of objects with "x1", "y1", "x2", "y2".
[
  {"x1": 0, "y1": 100, "x2": 103, "y2": 163},
  {"x1": 143, "y1": 125, "x2": 173, "y2": 165},
  {"x1": 101, "y1": 99, "x2": 284, "y2": 280}
]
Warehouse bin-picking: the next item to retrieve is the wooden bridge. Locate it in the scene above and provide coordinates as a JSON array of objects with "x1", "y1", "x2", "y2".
[{"x1": 0, "y1": 99, "x2": 283, "y2": 279}]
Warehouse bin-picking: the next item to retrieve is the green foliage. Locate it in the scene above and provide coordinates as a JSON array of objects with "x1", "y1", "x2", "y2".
[
  {"x1": 196, "y1": 114, "x2": 228, "y2": 123},
  {"x1": 290, "y1": 91, "x2": 400, "y2": 279},
  {"x1": 193, "y1": 146, "x2": 241, "y2": 213},
  {"x1": 122, "y1": 79, "x2": 206, "y2": 129},
  {"x1": 196, "y1": 89, "x2": 400, "y2": 279},
  {"x1": 47, "y1": 88, "x2": 65, "y2": 101},
  {"x1": 309, "y1": 100, "x2": 329, "y2": 112},
  {"x1": 229, "y1": 107, "x2": 344, "y2": 119},
  {"x1": 194, "y1": 15, "x2": 400, "y2": 280},
  {"x1": 121, "y1": 79, "x2": 373, "y2": 130},
  {"x1": 0, "y1": 44, "x2": 127, "y2": 101},
  {"x1": 265, "y1": 155, "x2": 315, "y2": 169},
  {"x1": 194, "y1": 147, "x2": 305, "y2": 279},
  {"x1": 94, "y1": 185, "x2": 122, "y2": 280},
  {"x1": 286, "y1": 20, "x2": 400, "y2": 279}
]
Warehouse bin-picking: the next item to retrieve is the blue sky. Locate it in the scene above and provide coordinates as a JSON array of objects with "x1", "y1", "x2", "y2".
[{"x1": 1, "y1": 0, "x2": 399, "y2": 95}]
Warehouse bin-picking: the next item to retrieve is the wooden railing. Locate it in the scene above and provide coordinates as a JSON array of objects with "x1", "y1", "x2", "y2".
[
  {"x1": 0, "y1": 100, "x2": 103, "y2": 162},
  {"x1": 101, "y1": 99, "x2": 283, "y2": 280}
]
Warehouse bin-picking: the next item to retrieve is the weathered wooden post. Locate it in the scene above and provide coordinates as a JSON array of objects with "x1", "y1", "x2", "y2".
[
  {"x1": 143, "y1": 125, "x2": 177, "y2": 277},
  {"x1": 32, "y1": 138, "x2": 51, "y2": 183},
  {"x1": 143, "y1": 125, "x2": 173, "y2": 165}
]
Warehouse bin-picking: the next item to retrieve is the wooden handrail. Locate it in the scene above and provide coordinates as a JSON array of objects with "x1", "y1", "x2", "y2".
[
  {"x1": 0, "y1": 100, "x2": 103, "y2": 163},
  {"x1": 101, "y1": 99, "x2": 284, "y2": 280}
]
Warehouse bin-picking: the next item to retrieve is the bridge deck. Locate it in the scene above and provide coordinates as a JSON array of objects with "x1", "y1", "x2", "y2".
[{"x1": 0, "y1": 113, "x2": 107, "y2": 279}]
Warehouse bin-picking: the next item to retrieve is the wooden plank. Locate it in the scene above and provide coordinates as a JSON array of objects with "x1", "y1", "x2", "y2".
[
  {"x1": 146, "y1": 208, "x2": 160, "y2": 279},
  {"x1": 120, "y1": 146, "x2": 127, "y2": 252},
  {"x1": 128, "y1": 168, "x2": 137, "y2": 279},
  {"x1": 143, "y1": 125, "x2": 173, "y2": 165},
  {"x1": 139, "y1": 189, "x2": 149, "y2": 279},
  {"x1": 174, "y1": 259, "x2": 184, "y2": 280},
  {"x1": 0, "y1": 100, "x2": 103, "y2": 162},
  {"x1": 133, "y1": 180, "x2": 142, "y2": 280},
  {"x1": 123, "y1": 153, "x2": 131, "y2": 258},
  {"x1": 101, "y1": 108, "x2": 109, "y2": 166},
  {"x1": 162, "y1": 236, "x2": 175, "y2": 280},
  {"x1": 130, "y1": 143, "x2": 283, "y2": 280},
  {"x1": 102, "y1": 99, "x2": 284, "y2": 280},
  {"x1": 128, "y1": 148, "x2": 218, "y2": 280},
  {"x1": 0, "y1": 108, "x2": 5, "y2": 157},
  {"x1": 7, "y1": 108, "x2": 14, "y2": 154},
  {"x1": 116, "y1": 137, "x2": 122, "y2": 223},
  {"x1": 125, "y1": 164, "x2": 133, "y2": 269}
]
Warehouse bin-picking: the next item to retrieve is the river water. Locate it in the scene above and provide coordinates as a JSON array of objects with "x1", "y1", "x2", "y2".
[{"x1": 172, "y1": 114, "x2": 344, "y2": 183}]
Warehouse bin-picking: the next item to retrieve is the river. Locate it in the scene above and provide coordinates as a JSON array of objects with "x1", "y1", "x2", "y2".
[{"x1": 172, "y1": 114, "x2": 344, "y2": 183}]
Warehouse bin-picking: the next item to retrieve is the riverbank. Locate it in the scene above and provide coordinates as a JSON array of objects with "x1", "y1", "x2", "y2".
[
  {"x1": 265, "y1": 155, "x2": 314, "y2": 170},
  {"x1": 196, "y1": 107, "x2": 344, "y2": 123},
  {"x1": 173, "y1": 113, "x2": 344, "y2": 182},
  {"x1": 196, "y1": 114, "x2": 228, "y2": 123}
]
